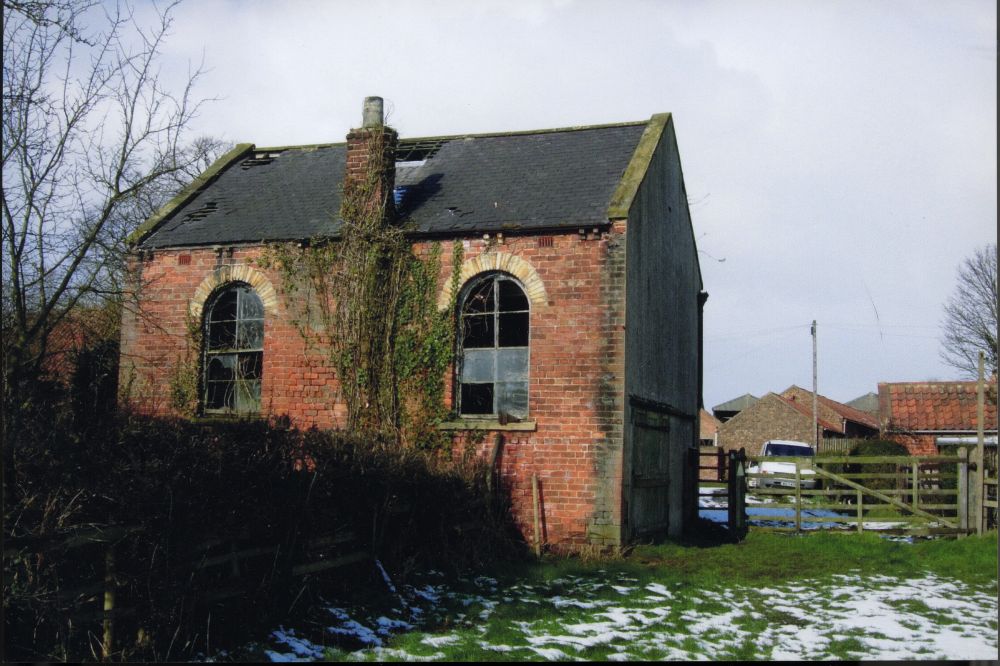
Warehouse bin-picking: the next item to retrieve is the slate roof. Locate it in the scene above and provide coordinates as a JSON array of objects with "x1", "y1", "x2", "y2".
[
  {"x1": 712, "y1": 393, "x2": 759, "y2": 413},
  {"x1": 846, "y1": 392, "x2": 879, "y2": 415},
  {"x1": 878, "y1": 381, "x2": 998, "y2": 433},
  {"x1": 138, "y1": 122, "x2": 648, "y2": 249}
]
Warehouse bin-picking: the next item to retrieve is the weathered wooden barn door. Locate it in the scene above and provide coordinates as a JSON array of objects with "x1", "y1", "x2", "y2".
[{"x1": 629, "y1": 407, "x2": 671, "y2": 536}]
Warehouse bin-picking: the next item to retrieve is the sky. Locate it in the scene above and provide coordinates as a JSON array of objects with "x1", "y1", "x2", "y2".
[{"x1": 139, "y1": 0, "x2": 995, "y2": 410}]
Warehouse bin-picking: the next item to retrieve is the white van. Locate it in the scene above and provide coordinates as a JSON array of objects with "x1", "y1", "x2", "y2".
[{"x1": 748, "y1": 440, "x2": 818, "y2": 490}]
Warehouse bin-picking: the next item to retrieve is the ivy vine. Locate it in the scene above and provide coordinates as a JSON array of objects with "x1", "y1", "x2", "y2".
[{"x1": 258, "y1": 130, "x2": 463, "y2": 448}]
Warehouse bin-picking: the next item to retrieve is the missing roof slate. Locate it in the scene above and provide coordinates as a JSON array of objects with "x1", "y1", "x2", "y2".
[
  {"x1": 396, "y1": 139, "x2": 447, "y2": 163},
  {"x1": 183, "y1": 201, "x2": 218, "y2": 222},
  {"x1": 240, "y1": 151, "x2": 283, "y2": 169}
]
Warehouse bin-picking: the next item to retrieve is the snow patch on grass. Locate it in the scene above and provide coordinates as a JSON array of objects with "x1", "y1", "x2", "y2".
[{"x1": 259, "y1": 567, "x2": 997, "y2": 662}]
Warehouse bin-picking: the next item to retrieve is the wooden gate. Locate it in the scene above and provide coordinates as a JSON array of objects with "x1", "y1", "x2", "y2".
[
  {"x1": 629, "y1": 407, "x2": 671, "y2": 537},
  {"x1": 744, "y1": 450, "x2": 980, "y2": 536}
]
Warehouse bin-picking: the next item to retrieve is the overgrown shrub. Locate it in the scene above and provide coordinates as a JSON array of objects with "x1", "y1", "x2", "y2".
[{"x1": 4, "y1": 411, "x2": 525, "y2": 662}]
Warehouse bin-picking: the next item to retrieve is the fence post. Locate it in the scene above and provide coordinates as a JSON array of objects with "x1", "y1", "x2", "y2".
[
  {"x1": 727, "y1": 449, "x2": 747, "y2": 541},
  {"x1": 958, "y1": 447, "x2": 969, "y2": 534},
  {"x1": 856, "y1": 489, "x2": 863, "y2": 533},
  {"x1": 102, "y1": 546, "x2": 115, "y2": 660},
  {"x1": 795, "y1": 461, "x2": 802, "y2": 533},
  {"x1": 911, "y1": 461, "x2": 919, "y2": 514}
]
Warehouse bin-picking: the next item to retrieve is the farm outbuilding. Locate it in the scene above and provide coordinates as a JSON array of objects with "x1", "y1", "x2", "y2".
[{"x1": 119, "y1": 97, "x2": 706, "y2": 550}]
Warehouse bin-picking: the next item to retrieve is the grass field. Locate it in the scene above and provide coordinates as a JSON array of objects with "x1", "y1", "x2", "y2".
[{"x1": 236, "y1": 530, "x2": 997, "y2": 662}]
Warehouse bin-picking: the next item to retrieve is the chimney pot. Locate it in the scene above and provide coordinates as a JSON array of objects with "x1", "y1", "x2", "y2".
[{"x1": 362, "y1": 96, "x2": 384, "y2": 128}]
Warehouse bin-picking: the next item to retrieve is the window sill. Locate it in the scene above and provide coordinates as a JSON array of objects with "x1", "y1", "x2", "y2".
[{"x1": 437, "y1": 419, "x2": 537, "y2": 432}]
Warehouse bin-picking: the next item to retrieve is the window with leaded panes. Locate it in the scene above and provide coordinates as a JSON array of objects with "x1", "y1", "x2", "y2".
[
  {"x1": 203, "y1": 284, "x2": 264, "y2": 414},
  {"x1": 457, "y1": 273, "x2": 529, "y2": 419}
]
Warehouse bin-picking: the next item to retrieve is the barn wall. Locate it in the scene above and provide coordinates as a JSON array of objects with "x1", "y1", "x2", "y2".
[
  {"x1": 622, "y1": 117, "x2": 703, "y2": 538},
  {"x1": 119, "y1": 228, "x2": 628, "y2": 549}
]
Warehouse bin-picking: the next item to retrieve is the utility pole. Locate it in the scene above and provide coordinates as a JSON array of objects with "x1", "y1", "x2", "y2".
[{"x1": 812, "y1": 320, "x2": 818, "y2": 450}]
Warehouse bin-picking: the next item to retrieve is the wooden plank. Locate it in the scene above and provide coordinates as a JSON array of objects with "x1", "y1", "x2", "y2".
[
  {"x1": 306, "y1": 531, "x2": 357, "y2": 549},
  {"x1": 811, "y1": 455, "x2": 963, "y2": 464},
  {"x1": 4, "y1": 525, "x2": 140, "y2": 554},
  {"x1": 66, "y1": 606, "x2": 137, "y2": 622},
  {"x1": 193, "y1": 545, "x2": 278, "y2": 570},
  {"x1": 811, "y1": 466, "x2": 958, "y2": 528},
  {"x1": 204, "y1": 585, "x2": 253, "y2": 602},
  {"x1": 292, "y1": 550, "x2": 369, "y2": 576}
]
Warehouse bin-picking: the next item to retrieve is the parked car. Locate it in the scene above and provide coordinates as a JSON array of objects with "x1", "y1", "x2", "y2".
[{"x1": 748, "y1": 440, "x2": 818, "y2": 489}]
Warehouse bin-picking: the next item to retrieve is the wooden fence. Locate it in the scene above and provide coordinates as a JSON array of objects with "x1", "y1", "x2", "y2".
[
  {"x1": 817, "y1": 438, "x2": 866, "y2": 455},
  {"x1": 698, "y1": 446, "x2": 727, "y2": 482},
  {"x1": 4, "y1": 524, "x2": 367, "y2": 659},
  {"x1": 743, "y1": 448, "x2": 986, "y2": 537}
]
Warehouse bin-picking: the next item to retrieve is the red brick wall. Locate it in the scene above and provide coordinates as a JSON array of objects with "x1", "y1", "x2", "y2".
[
  {"x1": 120, "y1": 226, "x2": 627, "y2": 549},
  {"x1": 882, "y1": 432, "x2": 940, "y2": 456},
  {"x1": 119, "y1": 245, "x2": 346, "y2": 428}
]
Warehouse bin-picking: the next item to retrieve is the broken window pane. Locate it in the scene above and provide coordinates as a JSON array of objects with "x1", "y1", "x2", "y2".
[
  {"x1": 210, "y1": 290, "x2": 238, "y2": 322},
  {"x1": 462, "y1": 280, "x2": 495, "y2": 314},
  {"x1": 461, "y1": 383, "x2": 494, "y2": 415},
  {"x1": 498, "y1": 279, "x2": 529, "y2": 312},
  {"x1": 208, "y1": 320, "x2": 237, "y2": 350},
  {"x1": 462, "y1": 314, "x2": 494, "y2": 348},
  {"x1": 498, "y1": 312, "x2": 529, "y2": 347},
  {"x1": 207, "y1": 355, "x2": 235, "y2": 380}
]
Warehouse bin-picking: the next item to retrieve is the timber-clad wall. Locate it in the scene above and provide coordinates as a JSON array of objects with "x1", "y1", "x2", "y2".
[{"x1": 622, "y1": 117, "x2": 703, "y2": 538}]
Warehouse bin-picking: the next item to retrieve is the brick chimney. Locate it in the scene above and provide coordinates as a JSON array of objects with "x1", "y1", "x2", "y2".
[{"x1": 344, "y1": 96, "x2": 397, "y2": 226}]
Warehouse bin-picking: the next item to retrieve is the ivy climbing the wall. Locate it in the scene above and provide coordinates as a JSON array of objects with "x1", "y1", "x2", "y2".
[{"x1": 258, "y1": 130, "x2": 463, "y2": 448}]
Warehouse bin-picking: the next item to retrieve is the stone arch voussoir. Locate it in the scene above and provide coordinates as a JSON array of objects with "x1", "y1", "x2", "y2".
[
  {"x1": 189, "y1": 263, "x2": 279, "y2": 320},
  {"x1": 438, "y1": 251, "x2": 548, "y2": 310}
]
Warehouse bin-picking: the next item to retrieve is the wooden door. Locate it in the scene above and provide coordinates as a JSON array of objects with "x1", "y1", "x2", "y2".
[{"x1": 630, "y1": 407, "x2": 671, "y2": 536}]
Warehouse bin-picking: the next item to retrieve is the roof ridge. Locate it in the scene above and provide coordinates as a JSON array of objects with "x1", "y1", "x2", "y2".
[
  {"x1": 254, "y1": 119, "x2": 651, "y2": 152},
  {"x1": 774, "y1": 394, "x2": 842, "y2": 432}
]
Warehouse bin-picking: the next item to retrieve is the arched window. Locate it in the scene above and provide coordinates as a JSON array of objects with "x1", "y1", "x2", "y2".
[
  {"x1": 203, "y1": 284, "x2": 264, "y2": 414},
  {"x1": 457, "y1": 272, "x2": 529, "y2": 419}
]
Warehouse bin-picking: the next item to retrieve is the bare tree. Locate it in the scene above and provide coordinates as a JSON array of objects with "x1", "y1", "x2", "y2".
[
  {"x1": 2, "y1": 0, "x2": 218, "y2": 410},
  {"x1": 940, "y1": 243, "x2": 998, "y2": 378}
]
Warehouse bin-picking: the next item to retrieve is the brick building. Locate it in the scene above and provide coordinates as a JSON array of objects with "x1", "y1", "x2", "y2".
[
  {"x1": 878, "y1": 381, "x2": 998, "y2": 455},
  {"x1": 119, "y1": 98, "x2": 706, "y2": 549},
  {"x1": 716, "y1": 386, "x2": 878, "y2": 455}
]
